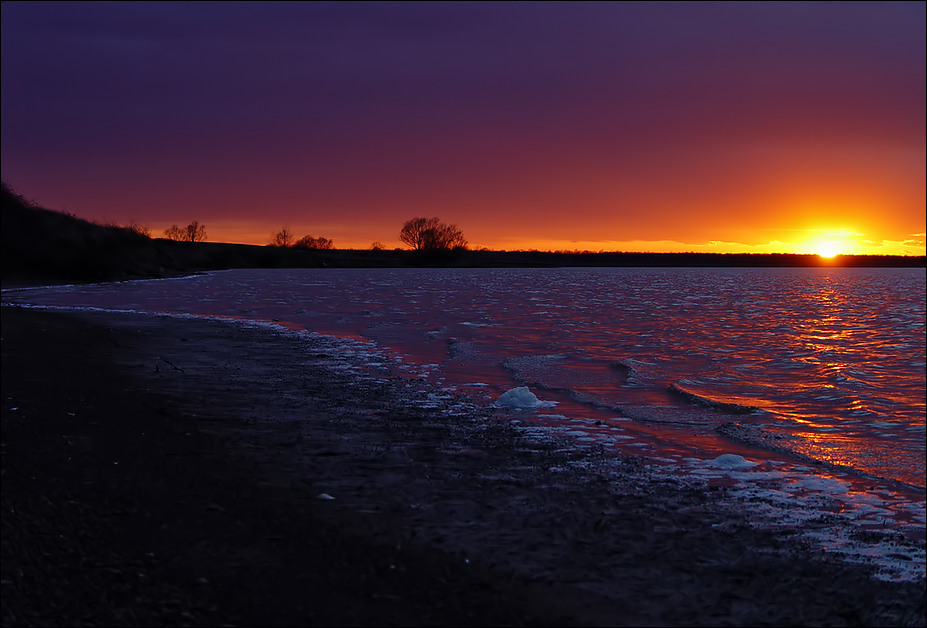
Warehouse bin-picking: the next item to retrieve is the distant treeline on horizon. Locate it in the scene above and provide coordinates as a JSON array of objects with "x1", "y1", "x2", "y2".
[
  {"x1": 1, "y1": 182, "x2": 924, "y2": 285},
  {"x1": 320, "y1": 249, "x2": 926, "y2": 268}
]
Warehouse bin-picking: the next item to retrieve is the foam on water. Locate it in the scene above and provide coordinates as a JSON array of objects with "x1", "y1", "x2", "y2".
[{"x1": 676, "y1": 454, "x2": 926, "y2": 582}]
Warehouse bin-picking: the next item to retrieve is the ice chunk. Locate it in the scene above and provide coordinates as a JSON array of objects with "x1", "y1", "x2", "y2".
[
  {"x1": 709, "y1": 453, "x2": 758, "y2": 469},
  {"x1": 495, "y1": 386, "x2": 558, "y2": 409},
  {"x1": 789, "y1": 477, "x2": 850, "y2": 494}
]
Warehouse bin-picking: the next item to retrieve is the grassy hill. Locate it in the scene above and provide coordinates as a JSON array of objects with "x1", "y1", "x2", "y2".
[{"x1": 0, "y1": 184, "x2": 339, "y2": 285}]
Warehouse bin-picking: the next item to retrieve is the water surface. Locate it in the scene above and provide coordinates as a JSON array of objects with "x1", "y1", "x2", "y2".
[{"x1": 4, "y1": 266, "x2": 925, "y2": 576}]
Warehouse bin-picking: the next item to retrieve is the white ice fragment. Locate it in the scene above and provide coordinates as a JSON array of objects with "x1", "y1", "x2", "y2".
[
  {"x1": 494, "y1": 386, "x2": 558, "y2": 409},
  {"x1": 789, "y1": 477, "x2": 850, "y2": 494},
  {"x1": 709, "y1": 453, "x2": 759, "y2": 470}
]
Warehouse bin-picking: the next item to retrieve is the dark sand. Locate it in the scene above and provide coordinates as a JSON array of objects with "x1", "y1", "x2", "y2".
[{"x1": 2, "y1": 307, "x2": 924, "y2": 626}]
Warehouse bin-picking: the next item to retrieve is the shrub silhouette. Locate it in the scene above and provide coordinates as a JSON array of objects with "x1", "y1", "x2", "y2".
[
  {"x1": 121, "y1": 221, "x2": 152, "y2": 238},
  {"x1": 293, "y1": 235, "x2": 334, "y2": 250}
]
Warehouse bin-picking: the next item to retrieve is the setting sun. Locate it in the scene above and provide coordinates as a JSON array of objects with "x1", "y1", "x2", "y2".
[
  {"x1": 816, "y1": 243, "x2": 840, "y2": 258},
  {"x1": 805, "y1": 229, "x2": 860, "y2": 258},
  {"x1": 2, "y1": 2, "x2": 924, "y2": 259}
]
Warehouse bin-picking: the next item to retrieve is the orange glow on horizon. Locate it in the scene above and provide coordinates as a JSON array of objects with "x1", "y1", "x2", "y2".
[
  {"x1": 4, "y1": 2, "x2": 924, "y2": 264},
  {"x1": 802, "y1": 228, "x2": 865, "y2": 258},
  {"x1": 185, "y1": 221, "x2": 925, "y2": 257}
]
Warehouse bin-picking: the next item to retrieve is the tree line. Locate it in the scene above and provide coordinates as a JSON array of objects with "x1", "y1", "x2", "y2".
[
  {"x1": 97, "y1": 215, "x2": 468, "y2": 251},
  {"x1": 269, "y1": 227, "x2": 334, "y2": 250},
  {"x1": 1, "y1": 185, "x2": 469, "y2": 252},
  {"x1": 268, "y1": 216, "x2": 467, "y2": 252}
]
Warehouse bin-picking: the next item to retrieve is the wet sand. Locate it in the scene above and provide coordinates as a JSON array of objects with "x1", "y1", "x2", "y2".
[{"x1": 2, "y1": 307, "x2": 924, "y2": 626}]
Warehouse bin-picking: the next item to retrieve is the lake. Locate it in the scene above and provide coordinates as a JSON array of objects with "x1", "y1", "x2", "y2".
[{"x1": 4, "y1": 266, "x2": 925, "y2": 576}]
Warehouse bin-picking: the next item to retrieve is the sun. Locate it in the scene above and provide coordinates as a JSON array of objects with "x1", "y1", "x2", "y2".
[
  {"x1": 805, "y1": 229, "x2": 858, "y2": 258},
  {"x1": 816, "y1": 243, "x2": 840, "y2": 258}
]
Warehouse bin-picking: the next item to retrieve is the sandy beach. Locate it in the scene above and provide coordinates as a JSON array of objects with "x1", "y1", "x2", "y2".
[{"x1": 2, "y1": 306, "x2": 924, "y2": 626}]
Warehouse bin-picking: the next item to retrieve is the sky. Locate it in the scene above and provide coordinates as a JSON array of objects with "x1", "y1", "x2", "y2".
[{"x1": 1, "y1": 1, "x2": 924, "y2": 254}]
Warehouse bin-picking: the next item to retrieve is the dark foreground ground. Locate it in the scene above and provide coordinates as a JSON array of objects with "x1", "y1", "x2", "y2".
[{"x1": 2, "y1": 307, "x2": 924, "y2": 626}]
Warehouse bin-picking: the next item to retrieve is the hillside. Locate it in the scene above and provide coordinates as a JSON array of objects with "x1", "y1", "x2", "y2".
[{"x1": 0, "y1": 185, "x2": 333, "y2": 284}]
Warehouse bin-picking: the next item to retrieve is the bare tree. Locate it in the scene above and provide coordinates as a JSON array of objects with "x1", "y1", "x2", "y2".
[
  {"x1": 164, "y1": 221, "x2": 207, "y2": 242},
  {"x1": 370, "y1": 241, "x2": 385, "y2": 250},
  {"x1": 184, "y1": 221, "x2": 207, "y2": 242},
  {"x1": 270, "y1": 226, "x2": 294, "y2": 247},
  {"x1": 399, "y1": 217, "x2": 467, "y2": 251}
]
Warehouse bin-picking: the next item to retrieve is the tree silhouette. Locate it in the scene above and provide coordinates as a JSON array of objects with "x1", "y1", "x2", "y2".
[
  {"x1": 399, "y1": 217, "x2": 466, "y2": 251},
  {"x1": 164, "y1": 221, "x2": 207, "y2": 242},
  {"x1": 270, "y1": 226, "x2": 294, "y2": 247}
]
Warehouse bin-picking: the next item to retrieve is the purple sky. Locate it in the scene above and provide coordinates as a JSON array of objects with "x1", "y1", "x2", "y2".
[{"x1": 2, "y1": 1, "x2": 924, "y2": 253}]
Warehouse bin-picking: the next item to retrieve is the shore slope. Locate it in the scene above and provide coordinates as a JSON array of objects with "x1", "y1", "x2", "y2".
[{"x1": 2, "y1": 307, "x2": 924, "y2": 626}]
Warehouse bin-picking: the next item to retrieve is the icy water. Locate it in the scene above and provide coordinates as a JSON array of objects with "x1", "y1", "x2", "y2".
[{"x1": 4, "y1": 267, "x2": 925, "y2": 579}]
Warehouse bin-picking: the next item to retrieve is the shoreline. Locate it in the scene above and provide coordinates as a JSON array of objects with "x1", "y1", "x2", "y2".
[{"x1": 2, "y1": 307, "x2": 925, "y2": 626}]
